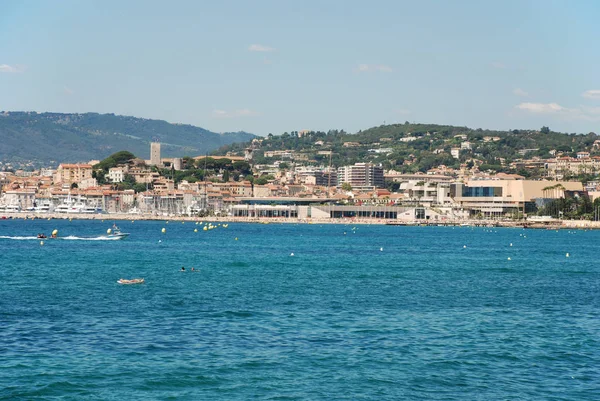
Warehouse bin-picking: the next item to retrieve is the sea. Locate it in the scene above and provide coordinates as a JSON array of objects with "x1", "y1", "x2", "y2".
[{"x1": 0, "y1": 218, "x2": 599, "y2": 400}]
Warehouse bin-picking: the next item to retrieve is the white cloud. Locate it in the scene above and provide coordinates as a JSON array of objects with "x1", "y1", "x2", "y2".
[
  {"x1": 212, "y1": 109, "x2": 259, "y2": 118},
  {"x1": 515, "y1": 102, "x2": 565, "y2": 113},
  {"x1": 396, "y1": 108, "x2": 412, "y2": 115},
  {"x1": 356, "y1": 64, "x2": 393, "y2": 73},
  {"x1": 64, "y1": 86, "x2": 74, "y2": 95},
  {"x1": 515, "y1": 102, "x2": 600, "y2": 122},
  {"x1": 582, "y1": 89, "x2": 600, "y2": 100},
  {"x1": 0, "y1": 64, "x2": 26, "y2": 73},
  {"x1": 513, "y1": 88, "x2": 528, "y2": 97},
  {"x1": 248, "y1": 44, "x2": 275, "y2": 52},
  {"x1": 490, "y1": 61, "x2": 507, "y2": 69}
]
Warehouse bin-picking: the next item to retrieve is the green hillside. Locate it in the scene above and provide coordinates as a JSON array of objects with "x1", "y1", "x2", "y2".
[
  {"x1": 0, "y1": 111, "x2": 255, "y2": 166},
  {"x1": 217, "y1": 123, "x2": 598, "y2": 177}
]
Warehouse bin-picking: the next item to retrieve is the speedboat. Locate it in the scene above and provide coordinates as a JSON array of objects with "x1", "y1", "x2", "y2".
[
  {"x1": 107, "y1": 231, "x2": 130, "y2": 239},
  {"x1": 106, "y1": 225, "x2": 130, "y2": 239},
  {"x1": 37, "y1": 234, "x2": 47, "y2": 239},
  {"x1": 117, "y1": 278, "x2": 144, "y2": 285}
]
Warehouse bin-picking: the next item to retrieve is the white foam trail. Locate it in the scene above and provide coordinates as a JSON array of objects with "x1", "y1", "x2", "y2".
[
  {"x1": 0, "y1": 235, "x2": 121, "y2": 241},
  {"x1": 61, "y1": 235, "x2": 121, "y2": 241}
]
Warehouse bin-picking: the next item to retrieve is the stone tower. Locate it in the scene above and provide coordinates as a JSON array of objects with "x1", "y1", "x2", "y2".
[{"x1": 150, "y1": 142, "x2": 161, "y2": 166}]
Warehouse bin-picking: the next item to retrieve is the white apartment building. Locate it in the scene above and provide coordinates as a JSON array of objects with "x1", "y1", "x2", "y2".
[{"x1": 337, "y1": 163, "x2": 384, "y2": 190}]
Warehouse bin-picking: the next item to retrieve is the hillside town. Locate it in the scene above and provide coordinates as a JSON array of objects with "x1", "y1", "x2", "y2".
[{"x1": 2, "y1": 138, "x2": 600, "y2": 224}]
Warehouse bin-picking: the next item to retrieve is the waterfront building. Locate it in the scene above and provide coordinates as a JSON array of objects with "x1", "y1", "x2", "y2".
[
  {"x1": 450, "y1": 179, "x2": 584, "y2": 217},
  {"x1": 1, "y1": 189, "x2": 36, "y2": 210}
]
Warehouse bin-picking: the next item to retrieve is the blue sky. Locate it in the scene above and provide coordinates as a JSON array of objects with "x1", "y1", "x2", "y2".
[{"x1": 1, "y1": 0, "x2": 599, "y2": 136}]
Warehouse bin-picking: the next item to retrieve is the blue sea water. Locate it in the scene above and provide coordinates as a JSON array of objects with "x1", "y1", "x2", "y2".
[{"x1": 0, "y1": 218, "x2": 599, "y2": 400}]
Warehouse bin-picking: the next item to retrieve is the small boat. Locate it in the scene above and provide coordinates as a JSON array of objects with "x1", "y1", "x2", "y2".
[
  {"x1": 107, "y1": 231, "x2": 130, "y2": 239},
  {"x1": 107, "y1": 224, "x2": 130, "y2": 239},
  {"x1": 37, "y1": 234, "x2": 47, "y2": 239},
  {"x1": 117, "y1": 278, "x2": 144, "y2": 285}
]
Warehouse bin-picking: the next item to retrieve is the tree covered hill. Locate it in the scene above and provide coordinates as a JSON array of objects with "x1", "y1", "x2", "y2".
[
  {"x1": 0, "y1": 111, "x2": 255, "y2": 165},
  {"x1": 216, "y1": 123, "x2": 599, "y2": 175}
]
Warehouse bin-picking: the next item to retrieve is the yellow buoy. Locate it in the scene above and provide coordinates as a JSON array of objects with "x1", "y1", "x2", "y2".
[
  {"x1": 194, "y1": 228, "x2": 198, "y2": 232},
  {"x1": 203, "y1": 226, "x2": 208, "y2": 231},
  {"x1": 161, "y1": 228, "x2": 166, "y2": 233},
  {"x1": 40, "y1": 241, "x2": 44, "y2": 246},
  {"x1": 235, "y1": 237, "x2": 238, "y2": 241},
  {"x1": 52, "y1": 229, "x2": 58, "y2": 236},
  {"x1": 107, "y1": 228, "x2": 112, "y2": 234}
]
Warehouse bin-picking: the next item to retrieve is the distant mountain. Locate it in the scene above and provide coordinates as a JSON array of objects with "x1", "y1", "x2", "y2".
[{"x1": 0, "y1": 111, "x2": 256, "y2": 165}]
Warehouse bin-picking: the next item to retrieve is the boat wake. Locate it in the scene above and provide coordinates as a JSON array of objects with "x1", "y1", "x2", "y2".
[
  {"x1": 62, "y1": 235, "x2": 123, "y2": 241},
  {"x1": 0, "y1": 235, "x2": 122, "y2": 241},
  {"x1": 0, "y1": 235, "x2": 38, "y2": 240}
]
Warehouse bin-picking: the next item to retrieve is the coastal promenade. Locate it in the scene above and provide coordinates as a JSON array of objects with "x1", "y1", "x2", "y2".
[{"x1": 2, "y1": 212, "x2": 600, "y2": 229}]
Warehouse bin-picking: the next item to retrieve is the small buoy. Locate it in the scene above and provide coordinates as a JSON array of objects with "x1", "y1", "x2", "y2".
[
  {"x1": 235, "y1": 237, "x2": 238, "y2": 241},
  {"x1": 510, "y1": 243, "x2": 513, "y2": 247},
  {"x1": 343, "y1": 232, "x2": 346, "y2": 235},
  {"x1": 380, "y1": 247, "x2": 383, "y2": 252},
  {"x1": 131, "y1": 220, "x2": 134, "y2": 223},
  {"x1": 40, "y1": 241, "x2": 44, "y2": 246},
  {"x1": 566, "y1": 253, "x2": 570, "y2": 258},
  {"x1": 195, "y1": 222, "x2": 198, "y2": 225},
  {"x1": 194, "y1": 228, "x2": 198, "y2": 232},
  {"x1": 508, "y1": 257, "x2": 511, "y2": 260},
  {"x1": 182, "y1": 221, "x2": 184, "y2": 224},
  {"x1": 290, "y1": 253, "x2": 294, "y2": 256},
  {"x1": 463, "y1": 245, "x2": 467, "y2": 248},
  {"x1": 161, "y1": 228, "x2": 166, "y2": 233},
  {"x1": 158, "y1": 239, "x2": 162, "y2": 243}
]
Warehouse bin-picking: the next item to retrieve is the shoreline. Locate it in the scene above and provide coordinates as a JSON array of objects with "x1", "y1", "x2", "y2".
[{"x1": 1, "y1": 212, "x2": 599, "y2": 229}]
